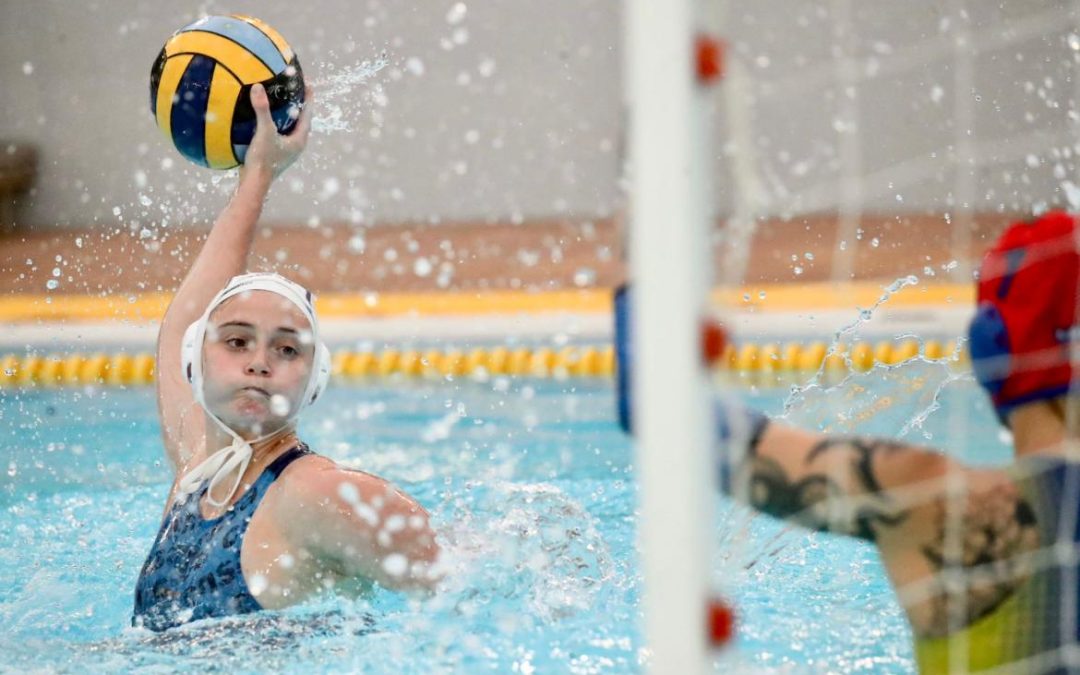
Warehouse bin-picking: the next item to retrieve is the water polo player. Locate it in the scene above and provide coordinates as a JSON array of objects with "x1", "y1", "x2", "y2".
[
  {"x1": 618, "y1": 211, "x2": 1080, "y2": 672},
  {"x1": 132, "y1": 84, "x2": 440, "y2": 632}
]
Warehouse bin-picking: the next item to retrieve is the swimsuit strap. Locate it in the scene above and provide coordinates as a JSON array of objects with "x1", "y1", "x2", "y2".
[{"x1": 263, "y1": 443, "x2": 311, "y2": 482}]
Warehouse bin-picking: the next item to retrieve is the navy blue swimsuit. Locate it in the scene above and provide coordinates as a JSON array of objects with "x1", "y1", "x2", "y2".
[{"x1": 132, "y1": 445, "x2": 310, "y2": 631}]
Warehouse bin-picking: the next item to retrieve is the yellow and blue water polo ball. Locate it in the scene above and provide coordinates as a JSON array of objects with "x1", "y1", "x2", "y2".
[{"x1": 150, "y1": 15, "x2": 305, "y2": 170}]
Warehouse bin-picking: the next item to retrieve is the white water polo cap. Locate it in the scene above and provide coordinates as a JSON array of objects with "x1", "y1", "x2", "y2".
[
  {"x1": 178, "y1": 273, "x2": 330, "y2": 508},
  {"x1": 181, "y1": 272, "x2": 332, "y2": 416}
]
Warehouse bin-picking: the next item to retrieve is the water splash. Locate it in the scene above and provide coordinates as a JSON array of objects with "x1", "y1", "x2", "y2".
[
  {"x1": 432, "y1": 481, "x2": 615, "y2": 623},
  {"x1": 311, "y1": 55, "x2": 390, "y2": 133},
  {"x1": 782, "y1": 274, "x2": 920, "y2": 419}
]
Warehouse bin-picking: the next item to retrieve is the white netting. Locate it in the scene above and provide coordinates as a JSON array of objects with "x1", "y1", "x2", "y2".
[{"x1": 711, "y1": 1, "x2": 1080, "y2": 672}]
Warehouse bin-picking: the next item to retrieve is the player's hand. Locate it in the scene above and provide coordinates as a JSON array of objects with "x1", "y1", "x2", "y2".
[{"x1": 240, "y1": 83, "x2": 313, "y2": 182}]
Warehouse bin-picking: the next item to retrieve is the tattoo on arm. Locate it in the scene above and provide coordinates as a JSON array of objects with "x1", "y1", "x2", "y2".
[
  {"x1": 740, "y1": 437, "x2": 912, "y2": 541},
  {"x1": 918, "y1": 485, "x2": 1040, "y2": 636},
  {"x1": 732, "y1": 433, "x2": 1043, "y2": 635}
]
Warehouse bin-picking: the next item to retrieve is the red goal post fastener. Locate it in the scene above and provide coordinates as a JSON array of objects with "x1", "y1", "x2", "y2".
[
  {"x1": 702, "y1": 317, "x2": 728, "y2": 367},
  {"x1": 696, "y1": 34, "x2": 725, "y2": 83},
  {"x1": 708, "y1": 596, "x2": 735, "y2": 645}
]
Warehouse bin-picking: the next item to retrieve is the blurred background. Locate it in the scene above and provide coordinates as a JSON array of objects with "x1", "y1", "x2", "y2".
[{"x1": 0, "y1": 0, "x2": 1077, "y2": 293}]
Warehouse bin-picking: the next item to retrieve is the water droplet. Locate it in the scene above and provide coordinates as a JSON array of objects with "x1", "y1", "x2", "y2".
[
  {"x1": 793, "y1": 266, "x2": 804, "y2": 276},
  {"x1": 270, "y1": 394, "x2": 291, "y2": 417},
  {"x1": 347, "y1": 234, "x2": 366, "y2": 254},
  {"x1": 51, "y1": 267, "x2": 61, "y2": 277},
  {"x1": 382, "y1": 553, "x2": 408, "y2": 577},
  {"x1": 414, "y1": 257, "x2": 433, "y2": 277},
  {"x1": 446, "y1": 2, "x2": 467, "y2": 24},
  {"x1": 7, "y1": 462, "x2": 16, "y2": 477},
  {"x1": 338, "y1": 482, "x2": 360, "y2": 505},
  {"x1": 321, "y1": 177, "x2": 340, "y2": 198},
  {"x1": 248, "y1": 574, "x2": 268, "y2": 596},
  {"x1": 870, "y1": 238, "x2": 880, "y2": 248},
  {"x1": 573, "y1": 267, "x2": 596, "y2": 287},
  {"x1": 45, "y1": 280, "x2": 59, "y2": 291}
]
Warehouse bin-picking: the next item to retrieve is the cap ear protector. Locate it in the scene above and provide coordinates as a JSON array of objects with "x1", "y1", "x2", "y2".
[
  {"x1": 180, "y1": 273, "x2": 332, "y2": 419},
  {"x1": 308, "y1": 342, "x2": 332, "y2": 405}
]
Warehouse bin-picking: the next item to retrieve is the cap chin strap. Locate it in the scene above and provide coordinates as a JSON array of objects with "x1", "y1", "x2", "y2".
[{"x1": 177, "y1": 410, "x2": 295, "y2": 508}]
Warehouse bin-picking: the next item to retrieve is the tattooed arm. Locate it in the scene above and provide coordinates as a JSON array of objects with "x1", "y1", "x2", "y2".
[
  {"x1": 726, "y1": 422, "x2": 950, "y2": 541},
  {"x1": 726, "y1": 419, "x2": 1044, "y2": 636},
  {"x1": 910, "y1": 476, "x2": 1040, "y2": 637}
]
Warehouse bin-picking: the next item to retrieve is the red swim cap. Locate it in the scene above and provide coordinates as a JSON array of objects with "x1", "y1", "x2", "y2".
[{"x1": 969, "y1": 211, "x2": 1080, "y2": 419}]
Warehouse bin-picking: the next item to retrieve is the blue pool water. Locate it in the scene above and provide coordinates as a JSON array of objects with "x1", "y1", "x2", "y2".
[{"x1": 0, "y1": 361, "x2": 1010, "y2": 673}]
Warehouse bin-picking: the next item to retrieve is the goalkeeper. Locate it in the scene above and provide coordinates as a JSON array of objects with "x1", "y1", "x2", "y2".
[{"x1": 617, "y1": 211, "x2": 1078, "y2": 673}]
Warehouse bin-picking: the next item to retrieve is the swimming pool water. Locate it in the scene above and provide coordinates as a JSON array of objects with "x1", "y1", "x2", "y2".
[{"x1": 0, "y1": 361, "x2": 1010, "y2": 673}]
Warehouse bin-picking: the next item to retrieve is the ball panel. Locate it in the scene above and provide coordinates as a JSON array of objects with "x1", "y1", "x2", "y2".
[
  {"x1": 170, "y1": 54, "x2": 217, "y2": 167},
  {"x1": 204, "y1": 67, "x2": 243, "y2": 169},
  {"x1": 165, "y1": 30, "x2": 274, "y2": 84},
  {"x1": 233, "y1": 142, "x2": 250, "y2": 165},
  {"x1": 149, "y1": 47, "x2": 167, "y2": 118},
  {"x1": 236, "y1": 15, "x2": 295, "y2": 63},
  {"x1": 154, "y1": 53, "x2": 194, "y2": 143},
  {"x1": 269, "y1": 103, "x2": 301, "y2": 136},
  {"x1": 229, "y1": 106, "x2": 255, "y2": 157},
  {"x1": 181, "y1": 15, "x2": 287, "y2": 75},
  {"x1": 264, "y1": 55, "x2": 305, "y2": 131}
]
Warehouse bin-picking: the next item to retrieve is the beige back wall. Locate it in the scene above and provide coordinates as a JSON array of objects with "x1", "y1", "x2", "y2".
[
  {"x1": 1, "y1": 0, "x2": 622, "y2": 228},
  {"x1": 1, "y1": 1, "x2": 1077, "y2": 230}
]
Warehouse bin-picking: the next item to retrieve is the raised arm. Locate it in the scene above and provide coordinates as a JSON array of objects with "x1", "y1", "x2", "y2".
[{"x1": 156, "y1": 83, "x2": 313, "y2": 473}]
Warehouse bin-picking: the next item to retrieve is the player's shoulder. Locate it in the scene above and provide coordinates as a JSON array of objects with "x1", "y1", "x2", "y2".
[{"x1": 278, "y1": 452, "x2": 389, "y2": 503}]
